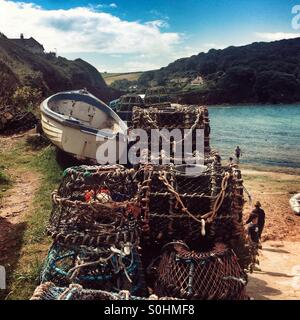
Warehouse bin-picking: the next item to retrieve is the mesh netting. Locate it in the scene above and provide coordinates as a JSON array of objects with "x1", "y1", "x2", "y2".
[
  {"x1": 58, "y1": 165, "x2": 137, "y2": 199},
  {"x1": 47, "y1": 165, "x2": 141, "y2": 247},
  {"x1": 132, "y1": 105, "x2": 211, "y2": 162},
  {"x1": 40, "y1": 242, "x2": 146, "y2": 296},
  {"x1": 155, "y1": 243, "x2": 248, "y2": 300},
  {"x1": 31, "y1": 282, "x2": 179, "y2": 300},
  {"x1": 48, "y1": 192, "x2": 140, "y2": 247},
  {"x1": 130, "y1": 105, "x2": 252, "y2": 267},
  {"x1": 35, "y1": 101, "x2": 258, "y2": 299},
  {"x1": 135, "y1": 160, "x2": 251, "y2": 270},
  {"x1": 42, "y1": 165, "x2": 146, "y2": 294}
]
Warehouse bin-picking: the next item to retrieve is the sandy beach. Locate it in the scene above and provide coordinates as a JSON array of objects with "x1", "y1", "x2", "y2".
[{"x1": 241, "y1": 166, "x2": 300, "y2": 299}]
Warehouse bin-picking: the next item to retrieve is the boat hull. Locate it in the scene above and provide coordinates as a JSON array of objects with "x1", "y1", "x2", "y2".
[
  {"x1": 290, "y1": 194, "x2": 300, "y2": 215},
  {"x1": 40, "y1": 91, "x2": 127, "y2": 163}
]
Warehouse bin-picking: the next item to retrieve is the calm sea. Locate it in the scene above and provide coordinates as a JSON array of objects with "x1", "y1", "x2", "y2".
[{"x1": 207, "y1": 104, "x2": 300, "y2": 169}]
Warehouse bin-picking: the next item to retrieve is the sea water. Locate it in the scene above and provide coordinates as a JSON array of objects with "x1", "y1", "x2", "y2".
[{"x1": 208, "y1": 104, "x2": 300, "y2": 169}]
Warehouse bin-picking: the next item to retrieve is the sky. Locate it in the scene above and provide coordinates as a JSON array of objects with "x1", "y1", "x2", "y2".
[{"x1": 0, "y1": 0, "x2": 300, "y2": 72}]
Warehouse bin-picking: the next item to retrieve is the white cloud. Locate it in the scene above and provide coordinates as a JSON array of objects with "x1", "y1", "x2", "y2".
[
  {"x1": 121, "y1": 60, "x2": 163, "y2": 72},
  {"x1": 146, "y1": 20, "x2": 169, "y2": 29},
  {"x1": 89, "y1": 3, "x2": 117, "y2": 10},
  {"x1": 0, "y1": 0, "x2": 180, "y2": 54},
  {"x1": 255, "y1": 32, "x2": 300, "y2": 41}
]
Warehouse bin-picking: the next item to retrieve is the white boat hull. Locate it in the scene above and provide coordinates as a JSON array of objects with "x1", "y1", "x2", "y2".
[
  {"x1": 290, "y1": 194, "x2": 300, "y2": 215},
  {"x1": 40, "y1": 90, "x2": 127, "y2": 163}
]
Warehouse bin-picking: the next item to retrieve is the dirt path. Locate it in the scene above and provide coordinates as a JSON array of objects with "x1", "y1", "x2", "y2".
[
  {"x1": 247, "y1": 241, "x2": 300, "y2": 300},
  {"x1": 0, "y1": 170, "x2": 40, "y2": 264},
  {"x1": 0, "y1": 134, "x2": 40, "y2": 268}
]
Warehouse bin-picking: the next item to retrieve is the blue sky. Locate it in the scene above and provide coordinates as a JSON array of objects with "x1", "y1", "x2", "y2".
[{"x1": 0, "y1": 0, "x2": 300, "y2": 72}]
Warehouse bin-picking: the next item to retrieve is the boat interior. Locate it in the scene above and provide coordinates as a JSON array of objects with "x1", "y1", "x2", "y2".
[{"x1": 48, "y1": 95, "x2": 124, "y2": 133}]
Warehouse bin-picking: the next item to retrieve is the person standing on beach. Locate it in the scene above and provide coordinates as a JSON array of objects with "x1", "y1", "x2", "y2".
[
  {"x1": 235, "y1": 146, "x2": 242, "y2": 162},
  {"x1": 246, "y1": 214, "x2": 261, "y2": 272},
  {"x1": 246, "y1": 201, "x2": 266, "y2": 240}
]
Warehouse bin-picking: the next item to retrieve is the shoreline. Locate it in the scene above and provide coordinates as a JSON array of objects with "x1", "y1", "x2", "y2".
[
  {"x1": 207, "y1": 102, "x2": 300, "y2": 107},
  {"x1": 239, "y1": 163, "x2": 300, "y2": 176}
]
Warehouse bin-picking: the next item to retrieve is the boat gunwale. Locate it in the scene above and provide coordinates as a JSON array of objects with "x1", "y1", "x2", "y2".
[{"x1": 40, "y1": 91, "x2": 127, "y2": 139}]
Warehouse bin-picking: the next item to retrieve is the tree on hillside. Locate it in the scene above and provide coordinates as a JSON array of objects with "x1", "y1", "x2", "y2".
[
  {"x1": 216, "y1": 67, "x2": 256, "y2": 103},
  {"x1": 254, "y1": 71, "x2": 300, "y2": 103},
  {"x1": 139, "y1": 37, "x2": 300, "y2": 104}
]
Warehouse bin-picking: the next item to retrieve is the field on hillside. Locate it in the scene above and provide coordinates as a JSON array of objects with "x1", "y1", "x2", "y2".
[{"x1": 102, "y1": 72, "x2": 143, "y2": 85}]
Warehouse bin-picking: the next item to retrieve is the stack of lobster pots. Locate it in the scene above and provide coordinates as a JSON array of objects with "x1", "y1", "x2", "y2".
[
  {"x1": 34, "y1": 104, "x2": 253, "y2": 300},
  {"x1": 41, "y1": 165, "x2": 147, "y2": 296}
]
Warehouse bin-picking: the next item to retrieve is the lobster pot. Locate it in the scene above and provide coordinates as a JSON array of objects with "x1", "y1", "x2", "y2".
[
  {"x1": 58, "y1": 165, "x2": 137, "y2": 200},
  {"x1": 209, "y1": 167, "x2": 251, "y2": 269},
  {"x1": 31, "y1": 282, "x2": 179, "y2": 300},
  {"x1": 132, "y1": 105, "x2": 211, "y2": 162},
  {"x1": 148, "y1": 170, "x2": 212, "y2": 248},
  {"x1": 137, "y1": 156, "x2": 225, "y2": 249},
  {"x1": 48, "y1": 164, "x2": 141, "y2": 247},
  {"x1": 138, "y1": 160, "x2": 252, "y2": 270},
  {"x1": 40, "y1": 242, "x2": 146, "y2": 296},
  {"x1": 155, "y1": 244, "x2": 248, "y2": 300},
  {"x1": 48, "y1": 193, "x2": 140, "y2": 247}
]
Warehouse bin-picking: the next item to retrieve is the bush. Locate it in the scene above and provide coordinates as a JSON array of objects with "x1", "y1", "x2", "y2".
[
  {"x1": 0, "y1": 168, "x2": 10, "y2": 185},
  {"x1": 12, "y1": 86, "x2": 43, "y2": 111}
]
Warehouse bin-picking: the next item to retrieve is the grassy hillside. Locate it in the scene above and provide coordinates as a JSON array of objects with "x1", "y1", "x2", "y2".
[
  {"x1": 138, "y1": 38, "x2": 300, "y2": 104},
  {"x1": 102, "y1": 71, "x2": 143, "y2": 85},
  {"x1": 0, "y1": 34, "x2": 120, "y2": 105}
]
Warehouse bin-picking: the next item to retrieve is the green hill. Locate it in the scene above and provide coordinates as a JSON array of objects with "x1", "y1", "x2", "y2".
[
  {"x1": 0, "y1": 33, "x2": 120, "y2": 106},
  {"x1": 138, "y1": 38, "x2": 300, "y2": 104}
]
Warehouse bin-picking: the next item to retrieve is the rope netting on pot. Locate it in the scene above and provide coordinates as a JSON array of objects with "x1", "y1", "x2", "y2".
[
  {"x1": 40, "y1": 242, "x2": 146, "y2": 295},
  {"x1": 48, "y1": 191, "x2": 141, "y2": 247},
  {"x1": 154, "y1": 242, "x2": 248, "y2": 300},
  {"x1": 209, "y1": 166, "x2": 253, "y2": 269},
  {"x1": 57, "y1": 165, "x2": 137, "y2": 199},
  {"x1": 135, "y1": 158, "x2": 252, "y2": 270},
  {"x1": 31, "y1": 282, "x2": 180, "y2": 300},
  {"x1": 48, "y1": 165, "x2": 140, "y2": 246},
  {"x1": 42, "y1": 165, "x2": 146, "y2": 295},
  {"x1": 131, "y1": 104, "x2": 211, "y2": 161}
]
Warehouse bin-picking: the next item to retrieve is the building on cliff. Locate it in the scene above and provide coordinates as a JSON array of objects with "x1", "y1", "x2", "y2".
[{"x1": 10, "y1": 33, "x2": 44, "y2": 54}]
